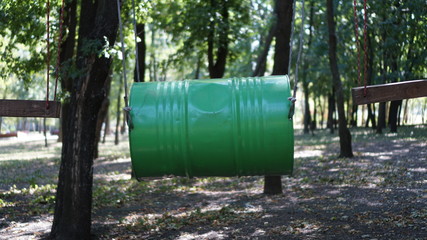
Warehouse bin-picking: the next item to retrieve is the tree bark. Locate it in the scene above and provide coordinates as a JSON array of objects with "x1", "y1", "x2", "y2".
[
  {"x1": 327, "y1": 91, "x2": 335, "y2": 134},
  {"x1": 389, "y1": 100, "x2": 402, "y2": 133},
  {"x1": 365, "y1": 104, "x2": 376, "y2": 129},
  {"x1": 302, "y1": 2, "x2": 314, "y2": 134},
  {"x1": 58, "y1": 0, "x2": 78, "y2": 143},
  {"x1": 252, "y1": 18, "x2": 277, "y2": 77},
  {"x1": 272, "y1": 0, "x2": 294, "y2": 76},
  {"x1": 102, "y1": 114, "x2": 110, "y2": 144},
  {"x1": 134, "y1": 23, "x2": 146, "y2": 82},
  {"x1": 207, "y1": 0, "x2": 229, "y2": 78},
  {"x1": 50, "y1": 0, "x2": 119, "y2": 239},
  {"x1": 115, "y1": 76, "x2": 123, "y2": 145},
  {"x1": 326, "y1": 0, "x2": 353, "y2": 158},
  {"x1": 264, "y1": 0, "x2": 294, "y2": 195},
  {"x1": 94, "y1": 70, "x2": 112, "y2": 158},
  {"x1": 376, "y1": 102, "x2": 386, "y2": 134},
  {"x1": 43, "y1": 118, "x2": 48, "y2": 147}
]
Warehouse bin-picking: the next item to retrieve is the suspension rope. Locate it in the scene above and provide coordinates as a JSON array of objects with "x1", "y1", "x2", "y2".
[
  {"x1": 288, "y1": 0, "x2": 305, "y2": 119},
  {"x1": 363, "y1": 0, "x2": 368, "y2": 96},
  {"x1": 132, "y1": 0, "x2": 141, "y2": 82},
  {"x1": 54, "y1": 0, "x2": 66, "y2": 101},
  {"x1": 116, "y1": 0, "x2": 132, "y2": 129},
  {"x1": 353, "y1": 0, "x2": 368, "y2": 97},
  {"x1": 46, "y1": 0, "x2": 51, "y2": 109},
  {"x1": 353, "y1": 0, "x2": 361, "y2": 87},
  {"x1": 116, "y1": 0, "x2": 128, "y2": 108}
]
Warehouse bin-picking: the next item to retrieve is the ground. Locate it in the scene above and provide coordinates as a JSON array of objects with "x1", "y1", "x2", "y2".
[{"x1": 0, "y1": 126, "x2": 426, "y2": 239}]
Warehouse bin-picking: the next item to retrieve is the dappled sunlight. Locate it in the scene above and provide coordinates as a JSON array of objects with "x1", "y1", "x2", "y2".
[{"x1": 1, "y1": 127, "x2": 426, "y2": 239}]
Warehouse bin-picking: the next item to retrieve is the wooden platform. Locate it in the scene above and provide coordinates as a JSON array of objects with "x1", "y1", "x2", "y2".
[
  {"x1": 0, "y1": 100, "x2": 61, "y2": 118},
  {"x1": 352, "y1": 80, "x2": 427, "y2": 105},
  {"x1": 0, "y1": 132, "x2": 18, "y2": 138}
]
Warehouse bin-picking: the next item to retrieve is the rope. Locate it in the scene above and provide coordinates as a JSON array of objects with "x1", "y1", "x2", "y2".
[
  {"x1": 288, "y1": 0, "x2": 305, "y2": 119},
  {"x1": 54, "y1": 0, "x2": 65, "y2": 101},
  {"x1": 353, "y1": 0, "x2": 361, "y2": 87},
  {"x1": 116, "y1": 0, "x2": 132, "y2": 128},
  {"x1": 46, "y1": 0, "x2": 50, "y2": 109},
  {"x1": 353, "y1": 0, "x2": 368, "y2": 97},
  {"x1": 363, "y1": 0, "x2": 368, "y2": 96},
  {"x1": 132, "y1": 0, "x2": 141, "y2": 82}
]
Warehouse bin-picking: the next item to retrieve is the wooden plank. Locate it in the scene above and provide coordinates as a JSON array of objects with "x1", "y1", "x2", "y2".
[
  {"x1": 0, "y1": 100, "x2": 61, "y2": 118},
  {"x1": 0, "y1": 132, "x2": 18, "y2": 138},
  {"x1": 352, "y1": 80, "x2": 427, "y2": 105}
]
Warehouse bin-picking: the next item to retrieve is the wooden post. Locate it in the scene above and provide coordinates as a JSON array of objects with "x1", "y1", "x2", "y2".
[
  {"x1": 352, "y1": 80, "x2": 427, "y2": 105},
  {"x1": 0, "y1": 100, "x2": 61, "y2": 118}
]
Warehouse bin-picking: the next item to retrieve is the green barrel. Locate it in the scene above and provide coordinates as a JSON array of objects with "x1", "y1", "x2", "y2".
[{"x1": 129, "y1": 75, "x2": 294, "y2": 178}]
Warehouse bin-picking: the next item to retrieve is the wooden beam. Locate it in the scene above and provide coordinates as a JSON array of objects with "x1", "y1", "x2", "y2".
[
  {"x1": 0, "y1": 100, "x2": 61, "y2": 118},
  {"x1": 352, "y1": 80, "x2": 427, "y2": 105}
]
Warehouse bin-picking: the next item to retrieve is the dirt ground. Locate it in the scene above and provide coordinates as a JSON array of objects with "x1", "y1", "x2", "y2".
[{"x1": 0, "y1": 126, "x2": 426, "y2": 239}]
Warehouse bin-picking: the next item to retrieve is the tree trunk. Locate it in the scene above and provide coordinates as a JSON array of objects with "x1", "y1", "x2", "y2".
[
  {"x1": 264, "y1": 0, "x2": 294, "y2": 195},
  {"x1": 303, "y1": 88, "x2": 311, "y2": 134},
  {"x1": 43, "y1": 118, "x2": 48, "y2": 147},
  {"x1": 207, "y1": 0, "x2": 229, "y2": 78},
  {"x1": 150, "y1": 26, "x2": 158, "y2": 82},
  {"x1": 376, "y1": 102, "x2": 386, "y2": 134},
  {"x1": 115, "y1": 76, "x2": 123, "y2": 145},
  {"x1": 58, "y1": 0, "x2": 78, "y2": 143},
  {"x1": 252, "y1": 18, "x2": 277, "y2": 77},
  {"x1": 389, "y1": 100, "x2": 402, "y2": 133},
  {"x1": 326, "y1": 0, "x2": 353, "y2": 158},
  {"x1": 302, "y1": 2, "x2": 314, "y2": 134},
  {"x1": 402, "y1": 99, "x2": 408, "y2": 125},
  {"x1": 327, "y1": 91, "x2": 335, "y2": 134},
  {"x1": 272, "y1": 0, "x2": 294, "y2": 76},
  {"x1": 134, "y1": 23, "x2": 146, "y2": 82},
  {"x1": 366, "y1": 104, "x2": 376, "y2": 129},
  {"x1": 194, "y1": 55, "x2": 202, "y2": 79},
  {"x1": 94, "y1": 71, "x2": 112, "y2": 159},
  {"x1": 50, "y1": 0, "x2": 119, "y2": 239},
  {"x1": 350, "y1": 105, "x2": 357, "y2": 127},
  {"x1": 319, "y1": 96, "x2": 325, "y2": 129},
  {"x1": 102, "y1": 114, "x2": 110, "y2": 144}
]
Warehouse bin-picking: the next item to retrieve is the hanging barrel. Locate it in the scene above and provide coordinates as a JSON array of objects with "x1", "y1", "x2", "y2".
[{"x1": 128, "y1": 75, "x2": 294, "y2": 178}]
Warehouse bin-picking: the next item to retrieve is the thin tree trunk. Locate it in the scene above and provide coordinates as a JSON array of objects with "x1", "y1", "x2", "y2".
[
  {"x1": 327, "y1": 91, "x2": 335, "y2": 134},
  {"x1": 44, "y1": 118, "x2": 48, "y2": 147},
  {"x1": 389, "y1": 100, "x2": 402, "y2": 132},
  {"x1": 319, "y1": 96, "x2": 325, "y2": 129},
  {"x1": 252, "y1": 18, "x2": 277, "y2": 77},
  {"x1": 302, "y1": 1, "x2": 314, "y2": 134},
  {"x1": 134, "y1": 23, "x2": 146, "y2": 82},
  {"x1": 94, "y1": 70, "x2": 112, "y2": 159},
  {"x1": 264, "y1": 0, "x2": 294, "y2": 195},
  {"x1": 326, "y1": 0, "x2": 353, "y2": 157},
  {"x1": 376, "y1": 102, "x2": 386, "y2": 134},
  {"x1": 194, "y1": 55, "x2": 202, "y2": 79},
  {"x1": 115, "y1": 76, "x2": 123, "y2": 145},
  {"x1": 207, "y1": 0, "x2": 229, "y2": 78},
  {"x1": 50, "y1": 0, "x2": 119, "y2": 238},
  {"x1": 150, "y1": 26, "x2": 158, "y2": 82},
  {"x1": 402, "y1": 99, "x2": 409, "y2": 125},
  {"x1": 366, "y1": 104, "x2": 376, "y2": 129},
  {"x1": 102, "y1": 114, "x2": 110, "y2": 144}
]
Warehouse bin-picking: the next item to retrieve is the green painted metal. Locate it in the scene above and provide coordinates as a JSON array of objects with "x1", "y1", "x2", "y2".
[{"x1": 129, "y1": 75, "x2": 294, "y2": 178}]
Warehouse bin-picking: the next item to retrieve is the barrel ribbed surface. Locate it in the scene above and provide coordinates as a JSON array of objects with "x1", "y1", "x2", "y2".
[{"x1": 129, "y1": 75, "x2": 293, "y2": 178}]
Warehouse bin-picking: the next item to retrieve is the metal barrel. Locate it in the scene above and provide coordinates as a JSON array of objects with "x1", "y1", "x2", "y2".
[{"x1": 129, "y1": 75, "x2": 294, "y2": 178}]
